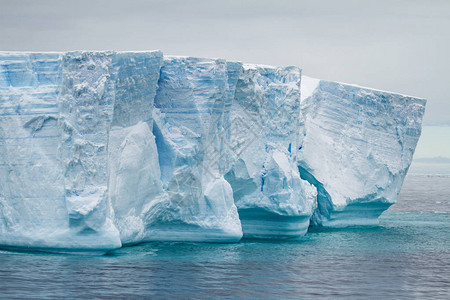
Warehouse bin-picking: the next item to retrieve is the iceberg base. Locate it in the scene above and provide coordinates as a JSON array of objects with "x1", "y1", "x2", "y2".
[
  {"x1": 314, "y1": 201, "x2": 393, "y2": 228},
  {"x1": 239, "y1": 208, "x2": 311, "y2": 239},
  {"x1": 0, "y1": 231, "x2": 121, "y2": 255},
  {"x1": 143, "y1": 224, "x2": 243, "y2": 243}
]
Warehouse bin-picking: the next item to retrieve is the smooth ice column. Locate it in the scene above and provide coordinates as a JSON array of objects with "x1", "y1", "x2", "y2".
[
  {"x1": 298, "y1": 77, "x2": 426, "y2": 227},
  {"x1": 225, "y1": 64, "x2": 317, "y2": 238}
]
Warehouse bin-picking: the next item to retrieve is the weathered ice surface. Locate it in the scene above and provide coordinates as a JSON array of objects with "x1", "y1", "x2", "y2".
[
  {"x1": 0, "y1": 52, "x2": 75, "y2": 250},
  {"x1": 151, "y1": 56, "x2": 242, "y2": 242},
  {"x1": 225, "y1": 65, "x2": 317, "y2": 238},
  {"x1": 0, "y1": 51, "x2": 163, "y2": 251},
  {"x1": 107, "y1": 52, "x2": 164, "y2": 244},
  {"x1": 0, "y1": 51, "x2": 426, "y2": 252},
  {"x1": 299, "y1": 76, "x2": 426, "y2": 227}
]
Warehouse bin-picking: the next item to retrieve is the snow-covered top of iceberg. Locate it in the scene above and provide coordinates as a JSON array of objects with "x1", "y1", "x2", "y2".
[{"x1": 301, "y1": 75, "x2": 426, "y2": 103}]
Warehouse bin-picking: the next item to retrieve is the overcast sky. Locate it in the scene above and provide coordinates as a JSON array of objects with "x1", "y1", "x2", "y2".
[
  {"x1": 0, "y1": 0, "x2": 450, "y2": 125},
  {"x1": 1, "y1": 0, "x2": 449, "y2": 127}
]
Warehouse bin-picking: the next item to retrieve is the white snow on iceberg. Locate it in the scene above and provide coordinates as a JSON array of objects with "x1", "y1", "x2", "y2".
[{"x1": 299, "y1": 76, "x2": 426, "y2": 227}]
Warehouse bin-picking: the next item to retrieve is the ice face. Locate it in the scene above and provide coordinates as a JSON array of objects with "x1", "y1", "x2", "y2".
[
  {"x1": 0, "y1": 52, "x2": 75, "y2": 250},
  {"x1": 0, "y1": 51, "x2": 426, "y2": 252},
  {"x1": 0, "y1": 51, "x2": 163, "y2": 251},
  {"x1": 149, "y1": 56, "x2": 242, "y2": 242},
  {"x1": 225, "y1": 65, "x2": 317, "y2": 238},
  {"x1": 59, "y1": 52, "x2": 121, "y2": 250},
  {"x1": 107, "y1": 52, "x2": 165, "y2": 244},
  {"x1": 299, "y1": 77, "x2": 426, "y2": 227}
]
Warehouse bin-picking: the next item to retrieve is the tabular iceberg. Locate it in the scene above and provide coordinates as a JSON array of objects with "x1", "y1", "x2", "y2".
[{"x1": 0, "y1": 51, "x2": 426, "y2": 252}]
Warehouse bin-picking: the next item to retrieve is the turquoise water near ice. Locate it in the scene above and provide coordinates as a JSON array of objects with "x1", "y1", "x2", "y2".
[{"x1": 0, "y1": 174, "x2": 449, "y2": 299}]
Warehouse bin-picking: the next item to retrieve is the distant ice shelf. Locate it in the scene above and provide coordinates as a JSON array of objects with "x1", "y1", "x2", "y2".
[{"x1": 0, "y1": 51, "x2": 426, "y2": 253}]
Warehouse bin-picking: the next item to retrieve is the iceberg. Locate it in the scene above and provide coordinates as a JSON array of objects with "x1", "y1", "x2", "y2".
[
  {"x1": 298, "y1": 76, "x2": 426, "y2": 227},
  {"x1": 0, "y1": 51, "x2": 426, "y2": 252}
]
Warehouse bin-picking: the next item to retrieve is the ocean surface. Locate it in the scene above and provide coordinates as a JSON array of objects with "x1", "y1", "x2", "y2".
[{"x1": 0, "y1": 165, "x2": 449, "y2": 299}]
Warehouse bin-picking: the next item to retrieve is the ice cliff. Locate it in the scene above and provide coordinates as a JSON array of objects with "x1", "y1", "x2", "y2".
[
  {"x1": 149, "y1": 56, "x2": 242, "y2": 242},
  {"x1": 299, "y1": 77, "x2": 426, "y2": 227},
  {"x1": 0, "y1": 51, "x2": 426, "y2": 252},
  {"x1": 226, "y1": 65, "x2": 316, "y2": 238},
  {"x1": 0, "y1": 51, "x2": 163, "y2": 251}
]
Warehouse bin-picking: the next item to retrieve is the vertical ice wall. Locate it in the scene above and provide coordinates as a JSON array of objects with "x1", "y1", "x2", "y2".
[
  {"x1": 0, "y1": 51, "x2": 426, "y2": 251},
  {"x1": 299, "y1": 77, "x2": 426, "y2": 227},
  {"x1": 225, "y1": 65, "x2": 317, "y2": 238},
  {"x1": 0, "y1": 52, "x2": 72, "y2": 249},
  {"x1": 59, "y1": 52, "x2": 121, "y2": 249},
  {"x1": 107, "y1": 52, "x2": 165, "y2": 244},
  {"x1": 0, "y1": 51, "x2": 164, "y2": 251},
  {"x1": 149, "y1": 56, "x2": 243, "y2": 242}
]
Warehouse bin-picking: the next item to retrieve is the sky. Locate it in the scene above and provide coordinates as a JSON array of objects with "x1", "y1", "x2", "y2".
[
  {"x1": 1, "y1": 0, "x2": 449, "y2": 157},
  {"x1": 414, "y1": 126, "x2": 450, "y2": 159}
]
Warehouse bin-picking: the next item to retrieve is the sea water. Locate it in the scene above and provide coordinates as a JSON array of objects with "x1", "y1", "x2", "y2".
[{"x1": 0, "y1": 170, "x2": 449, "y2": 299}]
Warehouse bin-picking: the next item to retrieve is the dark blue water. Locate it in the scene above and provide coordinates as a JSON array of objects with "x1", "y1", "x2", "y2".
[{"x1": 0, "y1": 174, "x2": 449, "y2": 299}]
